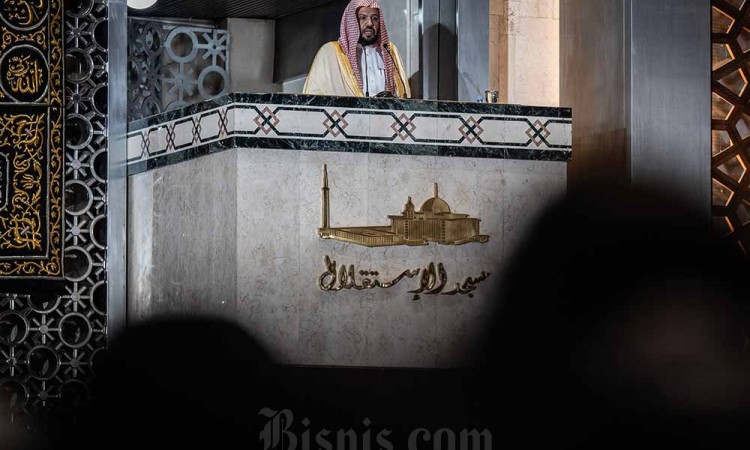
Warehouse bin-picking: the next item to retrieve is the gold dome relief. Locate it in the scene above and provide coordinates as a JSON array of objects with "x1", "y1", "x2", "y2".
[
  {"x1": 318, "y1": 169, "x2": 488, "y2": 247},
  {"x1": 419, "y1": 183, "x2": 452, "y2": 214}
]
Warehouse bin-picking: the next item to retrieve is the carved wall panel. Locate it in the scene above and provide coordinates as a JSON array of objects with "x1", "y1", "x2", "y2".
[
  {"x1": 712, "y1": 0, "x2": 750, "y2": 252},
  {"x1": 0, "y1": 0, "x2": 110, "y2": 427},
  {"x1": 128, "y1": 18, "x2": 229, "y2": 122}
]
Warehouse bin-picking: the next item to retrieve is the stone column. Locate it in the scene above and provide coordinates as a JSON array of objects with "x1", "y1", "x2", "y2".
[{"x1": 489, "y1": 0, "x2": 560, "y2": 106}]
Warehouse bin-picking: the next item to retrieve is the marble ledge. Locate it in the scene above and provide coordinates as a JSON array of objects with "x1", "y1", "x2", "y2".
[
  {"x1": 127, "y1": 93, "x2": 573, "y2": 175},
  {"x1": 128, "y1": 138, "x2": 573, "y2": 175},
  {"x1": 129, "y1": 93, "x2": 572, "y2": 131}
]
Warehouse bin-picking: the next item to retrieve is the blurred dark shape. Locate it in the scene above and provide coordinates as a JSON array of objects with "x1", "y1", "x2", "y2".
[
  {"x1": 470, "y1": 187, "x2": 750, "y2": 449},
  {"x1": 68, "y1": 317, "x2": 279, "y2": 450},
  {"x1": 18, "y1": 186, "x2": 750, "y2": 450}
]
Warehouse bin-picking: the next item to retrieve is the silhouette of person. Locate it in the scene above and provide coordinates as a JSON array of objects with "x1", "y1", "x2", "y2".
[
  {"x1": 69, "y1": 317, "x2": 279, "y2": 450},
  {"x1": 469, "y1": 187, "x2": 750, "y2": 449}
]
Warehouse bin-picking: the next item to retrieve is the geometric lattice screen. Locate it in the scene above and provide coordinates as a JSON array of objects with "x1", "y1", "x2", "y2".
[
  {"x1": 1, "y1": 0, "x2": 110, "y2": 428},
  {"x1": 128, "y1": 18, "x2": 229, "y2": 122},
  {"x1": 712, "y1": 0, "x2": 750, "y2": 253}
]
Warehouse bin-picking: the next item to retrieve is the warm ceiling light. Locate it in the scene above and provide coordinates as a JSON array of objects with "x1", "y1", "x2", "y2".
[{"x1": 127, "y1": 0, "x2": 158, "y2": 9}]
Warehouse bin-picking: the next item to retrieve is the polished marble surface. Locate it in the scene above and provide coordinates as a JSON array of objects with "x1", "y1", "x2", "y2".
[
  {"x1": 129, "y1": 148, "x2": 567, "y2": 367},
  {"x1": 127, "y1": 93, "x2": 573, "y2": 174}
]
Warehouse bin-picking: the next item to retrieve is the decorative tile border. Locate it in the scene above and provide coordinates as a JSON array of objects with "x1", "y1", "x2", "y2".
[{"x1": 127, "y1": 95, "x2": 573, "y2": 175}]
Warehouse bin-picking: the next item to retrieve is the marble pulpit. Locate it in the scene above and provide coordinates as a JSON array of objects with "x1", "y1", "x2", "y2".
[{"x1": 126, "y1": 93, "x2": 572, "y2": 368}]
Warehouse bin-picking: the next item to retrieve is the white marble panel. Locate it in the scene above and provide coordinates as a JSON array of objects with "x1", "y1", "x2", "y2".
[
  {"x1": 436, "y1": 116, "x2": 463, "y2": 143},
  {"x1": 127, "y1": 171, "x2": 154, "y2": 323},
  {"x1": 545, "y1": 121, "x2": 573, "y2": 147},
  {"x1": 437, "y1": 114, "x2": 486, "y2": 147},
  {"x1": 293, "y1": 107, "x2": 369, "y2": 140},
  {"x1": 272, "y1": 108, "x2": 303, "y2": 136},
  {"x1": 234, "y1": 106, "x2": 262, "y2": 134},
  {"x1": 366, "y1": 153, "x2": 437, "y2": 223},
  {"x1": 298, "y1": 151, "x2": 374, "y2": 364},
  {"x1": 337, "y1": 110, "x2": 370, "y2": 140},
  {"x1": 480, "y1": 118, "x2": 537, "y2": 146},
  {"x1": 502, "y1": 159, "x2": 566, "y2": 259},
  {"x1": 128, "y1": 148, "x2": 568, "y2": 368},
  {"x1": 223, "y1": 107, "x2": 236, "y2": 135},
  {"x1": 293, "y1": 109, "x2": 326, "y2": 136},
  {"x1": 147, "y1": 126, "x2": 169, "y2": 154},
  {"x1": 147, "y1": 150, "x2": 238, "y2": 319},
  {"x1": 172, "y1": 119, "x2": 195, "y2": 149},
  {"x1": 364, "y1": 292, "x2": 438, "y2": 367},
  {"x1": 128, "y1": 102, "x2": 571, "y2": 173},
  {"x1": 198, "y1": 110, "x2": 222, "y2": 141},
  {"x1": 369, "y1": 111, "x2": 398, "y2": 140},
  {"x1": 236, "y1": 148, "x2": 301, "y2": 363},
  {"x1": 409, "y1": 114, "x2": 439, "y2": 144},
  {"x1": 476, "y1": 160, "x2": 506, "y2": 264},
  {"x1": 127, "y1": 132, "x2": 145, "y2": 161}
]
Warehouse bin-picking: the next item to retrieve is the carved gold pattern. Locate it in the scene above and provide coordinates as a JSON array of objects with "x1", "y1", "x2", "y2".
[
  {"x1": 319, "y1": 256, "x2": 491, "y2": 300},
  {"x1": 712, "y1": 1, "x2": 750, "y2": 252},
  {"x1": 48, "y1": 0, "x2": 60, "y2": 107},
  {"x1": 318, "y1": 165, "x2": 490, "y2": 247},
  {"x1": 1, "y1": 0, "x2": 47, "y2": 29},
  {"x1": 0, "y1": 114, "x2": 44, "y2": 252},
  {"x1": 0, "y1": 26, "x2": 46, "y2": 52},
  {"x1": 0, "y1": 0, "x2": 63, "y2": 278}
]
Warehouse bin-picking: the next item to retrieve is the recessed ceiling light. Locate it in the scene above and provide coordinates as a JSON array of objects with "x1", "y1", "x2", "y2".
[{"x1": 127, "y1": 0, "x2": 158, "y2": 10}]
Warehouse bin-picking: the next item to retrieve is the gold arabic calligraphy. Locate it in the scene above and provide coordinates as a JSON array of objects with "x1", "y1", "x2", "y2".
[
  {"x1": 319, "y1": 255, "x2": 420, "y2": 292},
  {"x1": 6, "y1": 54, "x2": 44, "y2": 95},
  {"x1": 0, "y1": 0, "x2": 62, "y2": 278},
  {"x1": 408, "y1": 262, "x2": 491, "y2": 299},
  {"x1": 0, "y1": 113, "x2": 43, "y2": 251},
  {"x1": 318, "y1": 256, "x2": 491, "y2": 300},
  {"x1": 3, "y1": 0, "x2": 46, "y2": 28}
]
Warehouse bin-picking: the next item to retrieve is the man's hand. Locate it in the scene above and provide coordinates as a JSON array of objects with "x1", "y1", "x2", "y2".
[{"x1": 374, "y1": 90, "x2": 395, "y2": 98}]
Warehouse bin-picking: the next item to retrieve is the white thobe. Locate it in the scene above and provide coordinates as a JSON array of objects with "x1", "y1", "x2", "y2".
[{"x1": 359, "y1": 45, "x2": 386, "y2": 96}]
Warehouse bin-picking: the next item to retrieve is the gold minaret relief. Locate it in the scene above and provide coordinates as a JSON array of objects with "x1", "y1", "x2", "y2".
[
  {"x1": 318, "y1": 165, "x2": 489, "y2": 247},
  {"x1": 321, "y1": 164, "x2": 331, "y2": 235}
]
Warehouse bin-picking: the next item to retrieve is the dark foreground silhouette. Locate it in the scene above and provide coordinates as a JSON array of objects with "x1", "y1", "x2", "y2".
[
  {"x1": 469, "y1": 188, "x2": 750, "y2": 449},
  {"x1": 6, "y1": 188, "x2": 750, "y2": 449}
]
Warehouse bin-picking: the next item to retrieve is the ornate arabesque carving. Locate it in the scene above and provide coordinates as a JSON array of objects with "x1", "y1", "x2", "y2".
[
  {"x1": 0, "y1": 0, "x2": 63, "y2": 278},
  {"x1": 128, "y1": 18, "x2": 229, "y2": 122},
  {"x1": 712, "y1": 0, "x2": 750, "y2": 252},
  {"x1": 0, "y1": 0, "x2": 110, "y2": 427}
]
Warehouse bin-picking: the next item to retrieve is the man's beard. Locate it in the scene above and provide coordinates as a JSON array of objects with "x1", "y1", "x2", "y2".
[{"x1": 359, "y1": 29, "x2": 378, "y2": 46}]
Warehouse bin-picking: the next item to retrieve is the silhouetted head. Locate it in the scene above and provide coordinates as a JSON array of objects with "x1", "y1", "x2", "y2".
[
  {"x1": 472, "y1": 187, "x2": 750, "y2": 448},
  {"x1": 76, "y1": 317, "x2": 278, "y2": 450}
]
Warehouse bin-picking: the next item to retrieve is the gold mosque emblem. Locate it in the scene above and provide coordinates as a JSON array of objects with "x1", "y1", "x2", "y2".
[{"x1": 318, "y1": 165, "x2": 490, "y2": 247}]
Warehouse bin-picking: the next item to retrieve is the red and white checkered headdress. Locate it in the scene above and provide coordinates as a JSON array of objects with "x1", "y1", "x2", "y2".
[{"x1": 338, "y1": 0, "x2": 397, "y2": 94}]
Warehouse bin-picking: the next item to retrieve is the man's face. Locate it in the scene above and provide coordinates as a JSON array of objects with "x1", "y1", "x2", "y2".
[{"x1": 357, "y1": 7, "x2": 380, "y2": 45}]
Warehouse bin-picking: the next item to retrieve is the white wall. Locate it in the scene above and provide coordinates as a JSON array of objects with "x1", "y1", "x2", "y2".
[{"x1": 225, "y1": 18, "x2": 281, "y2": 93}]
